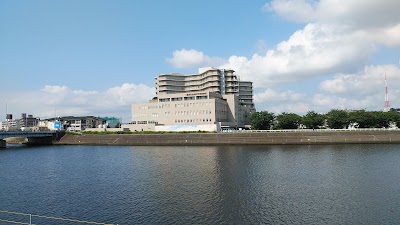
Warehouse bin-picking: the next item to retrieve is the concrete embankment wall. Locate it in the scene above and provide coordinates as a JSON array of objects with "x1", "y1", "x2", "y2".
[{"x1": 56, "y1": 131, "x2": 400, "y2": 146}]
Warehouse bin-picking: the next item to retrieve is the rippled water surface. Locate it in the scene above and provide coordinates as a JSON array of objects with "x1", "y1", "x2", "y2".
[{"x1": 1, "y1": 144, "x2": 400, "y2": 224}]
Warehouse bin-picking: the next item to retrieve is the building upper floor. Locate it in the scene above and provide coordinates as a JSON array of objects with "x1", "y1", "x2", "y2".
[{"x1": 156, "y1": 67, "x2": 241, "y2": 96}]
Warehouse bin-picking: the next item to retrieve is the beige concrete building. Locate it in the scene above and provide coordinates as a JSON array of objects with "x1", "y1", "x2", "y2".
[{"x1": 124, "y1": 67, "x2": 255, "y2": 132}]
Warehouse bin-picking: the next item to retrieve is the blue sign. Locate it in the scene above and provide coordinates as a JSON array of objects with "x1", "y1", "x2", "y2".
[{"x1": 54, "y1": 121, "x2": 61, "y2": 129}]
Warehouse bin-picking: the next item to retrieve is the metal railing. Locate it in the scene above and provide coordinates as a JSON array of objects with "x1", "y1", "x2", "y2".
[
  {"x1": 0, "y1": 210, "x2": 115, "y2": 225},
  {"x1": 0, "y1": 131, "x2": 55, "y2": 140}
]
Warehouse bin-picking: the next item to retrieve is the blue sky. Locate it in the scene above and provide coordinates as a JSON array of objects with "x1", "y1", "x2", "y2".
[{"x1": 1, "y1": 0, "x2": 400, "y2": 122}]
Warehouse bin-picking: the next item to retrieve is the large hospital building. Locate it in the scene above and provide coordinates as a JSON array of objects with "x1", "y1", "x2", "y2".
[{"x1": 124, "y1": 67, "x2": 255, "y2": 132}]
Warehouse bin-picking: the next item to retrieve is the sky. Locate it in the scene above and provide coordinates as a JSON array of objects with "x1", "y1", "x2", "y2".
[{"x1": 1, "y1": 0, "x2": 400, "y2": 122}]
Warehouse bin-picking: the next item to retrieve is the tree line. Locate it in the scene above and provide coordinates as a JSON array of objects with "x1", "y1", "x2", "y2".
[{"x1": 250, "y1": 109, "x2": 400, "y2": 130}]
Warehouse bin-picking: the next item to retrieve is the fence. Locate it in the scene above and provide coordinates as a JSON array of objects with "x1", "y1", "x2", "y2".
[{"x1": 0, "y1": 210, "x2": 115, "y2": 225}]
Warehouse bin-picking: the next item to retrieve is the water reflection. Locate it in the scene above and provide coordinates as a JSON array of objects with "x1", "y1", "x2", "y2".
[{"x1": 0, "y1": 144, "x2": 399, "y2": 224}]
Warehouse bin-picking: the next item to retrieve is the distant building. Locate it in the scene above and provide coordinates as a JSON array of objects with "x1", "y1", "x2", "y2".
[
  {"x1": 390, "y1": 108, "x2": 400, "y2": 112},
  {"x1": 41, "y1": 116, "x2": 105, "y2": 131},
  {"x1": 19, "y1": 113, "x2": 39, "y2": 128},
  {"x1": 1, "y1": 113, "x2": 39, "y2": 131},
  {"x1": 100, "y1": 117, "x2": 121, "y2": 128},
  {"x1": 124, "y1": 67, "x2": 255, "y2": 132},
  {"x1": 1, "y1": 120, "x2": 20, "y2": 131}
]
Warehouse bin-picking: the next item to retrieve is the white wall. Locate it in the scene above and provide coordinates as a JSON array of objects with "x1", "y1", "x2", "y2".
[{"x1": 155, "y1": 124, "x2": 219, "y2": 132}]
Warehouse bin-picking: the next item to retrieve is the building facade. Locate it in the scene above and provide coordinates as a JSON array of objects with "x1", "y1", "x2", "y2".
[
  {"x1": 125, "y1": 67, "x2": 255, "y2": 132},
  {"x1": 1, "y1": 113, "x2": 40, "y2": 131},
  {"x1": 41, "y1": 116, "x2": 105, "y2": 131},
  {"x1": 19, "y1": 113, "x2": 39, "y2": 128}
]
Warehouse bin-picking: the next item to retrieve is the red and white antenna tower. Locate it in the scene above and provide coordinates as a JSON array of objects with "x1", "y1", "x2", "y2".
[{"x1": 384, "y1": 73, "x2": 390, "y2": 112}]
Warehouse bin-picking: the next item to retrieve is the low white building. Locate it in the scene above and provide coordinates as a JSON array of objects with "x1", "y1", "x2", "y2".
[{"x1": 1, "y1": 120, "x2": 20, "y2": 131}]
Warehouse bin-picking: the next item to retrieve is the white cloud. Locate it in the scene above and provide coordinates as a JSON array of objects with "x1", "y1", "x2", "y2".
[
  {"x1": 166, "y1": 1, "x2": 400, "y2": 90},
  {"x1": 106, "y1": 83, "x2": 155, "y2": 105},
  {"x1": 265, "y1": 0, "x2": 400, "y2": 29},
  {"x1": 166, "y1": 49, "x2": 226, "y2": 69},
  {"x1": 253, "y1": 64, "x2": 400, "y2": 115},
  {"x1": 265, "y1": 102, "x2": 311, "y2": 115},
  {"x1": 221, "y1": 22, "x2": 400, "y2": 87},
  {"x1": 164, "y1": 1, "x2": 400, "y2": 115},
  {"x1": 253, "y1": 89, "x2": 310, "y2": 114},
  {"x1": 41, "y1": 85, "x2": 70, "y2": 93},
  {"x1": 254, "y1": 88, "x2": 379, "y2": 116},
  {"x1": 254, "y1": 88, "x2": 305, "y2": 103},
  {"x1": 320, "y1": 65, "x2": 400, "y2": 96},
  {"x1": 380, "y1": 24, "x2": 400, "y2": 47},
  {"x1": 1, "y1": 83, "x2": 154, "y2": 122},
  {"x1": 311, "y1": 93, "x2": 371, "y2": 111},
  {"x1": 72, "y1": 90, "x2": 98, "y2": 96},
  {"x1": 263, "y1": 0, "x2": 317, "y2": 23}
]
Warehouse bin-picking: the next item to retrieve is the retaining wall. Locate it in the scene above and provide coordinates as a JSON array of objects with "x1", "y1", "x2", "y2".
[{"x1": 56, "y1": 130, "x2": 400, "y2": 146}]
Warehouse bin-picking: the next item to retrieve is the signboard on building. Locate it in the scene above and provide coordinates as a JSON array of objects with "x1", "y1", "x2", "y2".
[{"x1": 54, "y1": 121, "x2": 61, "y2": 129}]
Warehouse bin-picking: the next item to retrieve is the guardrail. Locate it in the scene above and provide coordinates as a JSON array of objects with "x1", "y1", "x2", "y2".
[
  {"x1": 0, "y1": 131, "x2": 56, "y2": 139},
  {"x1": 0, "y1": 210, "x2": 115, "y2": 225}
]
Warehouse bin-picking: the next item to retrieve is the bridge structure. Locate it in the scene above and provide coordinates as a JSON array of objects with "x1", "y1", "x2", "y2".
[{"x1": 0, "y1": 131, "x2": 57, "y2": 148}]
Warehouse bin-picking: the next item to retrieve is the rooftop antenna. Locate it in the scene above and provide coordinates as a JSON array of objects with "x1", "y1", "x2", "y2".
[{"x1": 384, "y1": 73, "x2": 390, "y2": 112}]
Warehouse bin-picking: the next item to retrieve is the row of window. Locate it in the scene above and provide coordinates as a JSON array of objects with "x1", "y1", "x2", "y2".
[
  {"x1": 175, "y1": 110, "x2": 212, "y2": 116},
  {"x1": 159, "y1": 72, "x2": 220, "y2": 82},
  {"x1": 130, "y1": 121, "x2": 158, "y2": 125},
  {"x1": 139, "y1": 101, "x2": 213, "y2": 111},
  {"x1": 133, "y1": 113, "x2": 159, "y2": 118},
  {"x1": 172, "y1": 96, "x2": 208, "y2": 101},
  {"x1": 175, "y1": 102, "x2": 212, "y2": 108},
  {"x1": 160, "y1": 77, "x2": 221, "y2": 86},
  {"x1": 140, "y1": 104, "x2": 171, "y2": 110},
  {"x1": 175, "y1": 118, "x2": 213, "y2": 123},
  {"x1": 135, "y1": 109, "x2": 214, "y2": 118}
]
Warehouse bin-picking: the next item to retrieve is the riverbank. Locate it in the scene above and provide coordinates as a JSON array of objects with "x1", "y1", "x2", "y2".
[{"x1": 55, "y1": 130, "x2": 400, "y2": 146}]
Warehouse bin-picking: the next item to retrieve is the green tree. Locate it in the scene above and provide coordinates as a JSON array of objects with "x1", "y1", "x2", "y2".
[
  {"x1": 348, "y1": 110, "x2": 367, "y2": 128},
  {"x1": 349, "y1": 110, "x2": 380, "y2": 128},
  {"x1": 374, "y1": 111, "x2": 400, "y2": 128},
  {"x1": 326, "y1": 109, "x2": 349, "y2": 129},
  {"x1": 349, "y1": 110, "x2": 375, "y2": 128},
  {"x1": 276, "y1": 112, "x2": 301, "y2": 129},
  {"x1": 250, "y1": 111, "x2": 275, "y2": 130},
  {"x1": 388, "y1": 110, "x2": 400, "y2": 128},
  {"x1": 301, "y1": 111, "x2": 325, "y2": 129},
  {"x1": 374, "y1": 111, "x2": 388, "y2": 128}
]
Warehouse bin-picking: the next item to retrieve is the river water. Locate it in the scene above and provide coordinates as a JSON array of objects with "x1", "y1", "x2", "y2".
[{"x1": 0, "y1": 144, "x2": 400, "y2": 224}]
